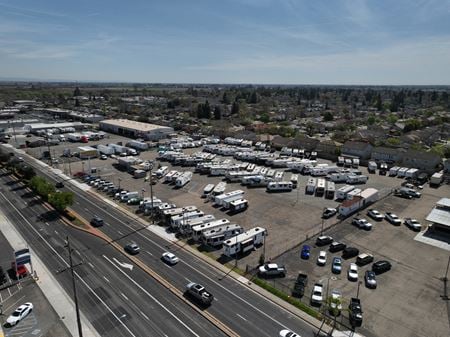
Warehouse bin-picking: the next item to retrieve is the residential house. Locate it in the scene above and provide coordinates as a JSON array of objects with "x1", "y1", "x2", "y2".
[
  {"x1": 342, "y1": 141, "x2": 373, "y2": 159},
  {"x1": 371, "y1": 146, "x2": 404, "y2": 164},
  {"x1": 401, "y1": 149, "x2": 442, "y2": 173}
]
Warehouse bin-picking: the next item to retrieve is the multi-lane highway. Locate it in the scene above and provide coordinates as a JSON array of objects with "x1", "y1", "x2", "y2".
[{"x1": 1, "y1": 151, "x2": 322, "y2": 337}]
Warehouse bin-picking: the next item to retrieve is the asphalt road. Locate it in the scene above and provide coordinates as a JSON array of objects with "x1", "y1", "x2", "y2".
[
  {"x1": 0, "y1": 169, "x2": 227, "y2": 337},
  {"x1": 6, "y1": 153, "x2": 322, "y2": 337}
]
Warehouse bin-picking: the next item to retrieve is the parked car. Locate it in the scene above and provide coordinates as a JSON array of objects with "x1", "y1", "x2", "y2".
[
  {"x1": 349, "y1": 298, "x2": 363, "y2": 327},
  {"x1": 356, "y1": 253, "x2": 374, "y2": 266},
  {"x1": 292, "y1": 273, "x2": 308, "y2": 298},
  {"x1": 365, "y1": 270, "x2": 377, "y2": 288},
  {"x1": 329, "y1": 289, "x2": 343, "y2": 316},
  {"x1": 258, "y1": 263, "x2": 286, "y2": 277},
  {"x1": 329, "y1": 241, "x2": 346, "y2": 253},
  {"x1": 310, "y1": 283, "x2": 324, "y2": 306},
  {"x1": 322, "y1": 208, "x2": 337, "y2": 219},
  {"x1": 317, "y1": 251, "x2": 327, "y2": 266},
  {"x1": 332, "y1": 257, "x2": 342, "y2": 274},
  {"x1": 100, "y1": 154, "x2": 108, "y2": 160},
  {"x1": 127, "y1": 198, "x2": 142, "y2": 205},
  {"x1": 124, "y1": 242, "x2": 140, "y2": 255},
  {"x1": 372, "y1": 260, "x2": 392, "y2": 274},
  {"x1": 161, "y1": 252, "x2": 180, "y2": 265},
  {"x1": 352, "y1": 218, "x2": 373, "y2": 230},
  {"x1": 55, "y1": 181, "x2": 64, "y2": 188},
  {"x1": 367, "y1": 209, "x2": 384, "y2": 221},
  {"x1": 342, "y1": 247, "x2": 359, "y2": 259},
  {"x1": 348, "y1": 263, "x2": 359, "y2": 281},
  {"x1": 300, "y1": 245, "x2": 311, "y2": 259},
  {"x1": 404, "y1": 218, "x2": 422, "y2": 231},
  {"x1": 0, "y1": 266, "x2": 6, "y2": 284},
  {"x1": 316, "y1": 235, "x2": 333, "y2": 246},
  {"x1": 6, "y1": 302, "x2": 33, "y2": 326},
  {"x1": 385, "y1": 212, "x2": 402, "y2": 226}
]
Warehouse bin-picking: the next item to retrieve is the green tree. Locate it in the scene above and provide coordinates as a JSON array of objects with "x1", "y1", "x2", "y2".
[
  {"x1": 387, "y1": 113, "x2": 398, "y2": 124},
  {"x1": 213, "y1": 106, "x2": 222, "y2": 120},
  {"x1": 248, "y1": 91, "x2": 258, "y2": 104},
  {"x1": 73, "y1": 87, "x2": 81, "y2": 97},
  {"x1": 367, "y1": 115, "x2": 376, "y2": 125},
  {"x1": 323, "y1": 111, "x2": 334, "y2": 122},
  {"x1": 222, "y1": 92, "x2": 230, "y2": 104},
  {"x1": 231, "y1": 101, "x2": 239, "y2": 115},
  {"x1": 48, "y1": 191, "x2": 74, "y2": 212},
  {"x1": 17, "y1": 165, "x2": 36, "y2": 180}
]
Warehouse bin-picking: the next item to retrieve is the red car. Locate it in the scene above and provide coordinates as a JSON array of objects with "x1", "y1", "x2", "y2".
[
  {"x1": 73, "y1": 171, "x2": 86, "y2": 178},
  {"x1": 11, "y1": 262, "x2": 28, "y2": 278}
]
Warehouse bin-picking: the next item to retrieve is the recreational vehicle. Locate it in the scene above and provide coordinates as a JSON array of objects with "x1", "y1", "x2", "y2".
[
  {"x1": 336, "y1": 185, "x2": 356, "y2": 200},
  {"x1": 223, "y1": 227, "x2": 267, "y2": 257},
  {"x1": 212, "y1": 182, "x2": 227, "y2": 196},
  {"x1": 266, "y1": 181, "x2": 293, "y2": 192},
  {"x1": 315, "y1": 178, "x2": 326, "y2": 197},
  {"x1": 192, "y1": 219, "x2": 231, "y2": 241},
  {"x1": 325, "y1": 181, "x2": 336, "y2": 199},
  {"x1": 389, "y1": 166, "x2": 400, "y2": 177},
  {"x1": 155, "y1": 166, "x2": 169, "y2": 178},
  {"x1": 290, "y1": 174, "x2": 299, "y2": 188},
  {"x1": 170, "y1": 210, "x2": 204, "y2": 229},
  {"x1": 164, "y1": 170, "x2": 178, "y2": 183},
  {"x1": 214, "y1": 190, "x2": 245, "y2": 206},
  {"x1": 175, "y1": 171, "x2": 193, "y2": 187},
  {"x1": 178, "y1": 214, "x2": 216, "y2": 235},
  {"x1": 306, "y1": 178, "x2": 317, "y2": 194},
  {"x1": 346, "y1": 175, "x2": 368, "y2": 184},
  {"x1": 228, "y1": 199, "x2": 248, "y2": 213},
  {"x1": 274, "y1": 171, "x2": 284, "y2": 181},
  {"x1": 202, "y1": 184, "x2": 215, "y2": 198},
  {"x1": 202, "y1": 224, "x2": 244, "y2": 247}
]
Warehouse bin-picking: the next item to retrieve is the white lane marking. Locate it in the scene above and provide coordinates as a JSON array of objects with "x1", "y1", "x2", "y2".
[
  {"x1": 0, "y1": 192, "x2": 138, "y2": 337},
  {"x1": 45, "y1": 222, "x2": 50, "y2": 226},
  {"x1": 140, "y1": 311, "x2": 150, "y2": 320},
  {"x1": 237, "y1": 313, "x2": 247, "y2": 321},
  {"x1": 88, "y1": 262, "x2": 94, "y2": 269},
  {"x1": 103, "y1": 276, "x2": 110, "y2": 283},
  {"x1": 112, "y1": 257, "x2": 133, "y2": 271},
  {"x1": 117, "y1": 230, "x2": 123, "y2": 235},
  {"x1": 104, "y1": 255, "x2": 201, "y2": 337},
  {"x1": 121, "y1": 292, "x2": 129, "y2": 301},
  {"x1": 84, "y1": 208, "x2": 89, "y2": 212},
  {"x1": 54, "y1": 230, "x2": 58, "y2": 235},
  {"x1": 145, "y1": 251, "x2": 153, "y2": 256}
]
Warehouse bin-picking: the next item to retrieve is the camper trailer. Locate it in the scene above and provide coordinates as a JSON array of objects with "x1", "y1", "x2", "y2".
[
  {"x1": 164, "y1": 170, "x2": 178, "y2": 183},
  {"x1": 178, "y1": 214, "x2": 216, "y2": 235},
  {"x1": 228, "y1": 199, "x2": 248, "y2": 213},
  {"x1": 192, "y1": 219, "x2": 231, "y2": 242},
  {"x1": 212, "y1": 182, "x2": 227, "y2": 196},
  {"x1": 315, "y1": 178, "x2": 326, "y2": 197},
  {"x1": 175, "y1": 171, "x2": 193, "y2": 187},
  {"x1": 266, "y1": 181, "x2": 293, "y2": 192},
  {"x1": 290, "y1": 174, "x2": 299, "y2": 188},
  {"x1": 170, "y1": 210, "x2": 204, "y2": 229},
  {"x1": 389, "y1": 166, "x2": 400, "y2": 177},
  {"x1": 325, "y1": 181, "x2": 336, "y2": 199},
  {"x1": 202, "y1": 184, "x2": 215, "y2": 198},
  {"x1": 156, "y1": 166, "x2": 169, "y2": 178},
  {"x1": 346, "y1": 175, "x2": 368, "y2": 184},
  {"x1": 305, "y1": 178, "x2": 317, "y2": 194},
  {"x1": 336, "y1": 185, "x2": 356, "y2": 200},
  {"x1": 214, "y1": 190, "x2": 245, "y2": 206},
  {"x1": 223, "y1": 227, "x2": 267, "y2": 257},
  {"x1": 202, "y1": 224, "x2": 243, "y2": 247}
]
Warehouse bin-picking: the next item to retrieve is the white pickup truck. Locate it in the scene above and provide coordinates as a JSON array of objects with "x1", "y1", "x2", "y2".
[{"x1": 185, "y1": 282, "x2": 214, "y2": 306}]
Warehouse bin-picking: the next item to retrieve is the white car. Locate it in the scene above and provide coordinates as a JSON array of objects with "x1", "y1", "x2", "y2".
[
  {"x1": 348, "y1": 263, "x2": 359, "y2": 281},
  {"x1": 311, "y1": 283, "x2": 324, "y2": 305},
  {"x1": 317, "y1": 251, "x2": 327, "y2": 266},
  {"x1": 279, "y1": 329, "x2": 301, "y2": 337},
  {"x1": 352, "y1": 218, "x2": 373, "y2": 230},
  {"x1": 404, "y1": 218, "x2": 422, "y2": 231},
  {"x1": 385, "y1": 212, "x2": 402, "y2": 226},
  {"x1": 161, "y1": 252, "x2": 180, "y2": 265},
  {"x1": 6, "y1": 302, "x2": 33, "y2": 326},
  {"x1": 367, "y1": 209, "x2": 384, "y2": 221}
]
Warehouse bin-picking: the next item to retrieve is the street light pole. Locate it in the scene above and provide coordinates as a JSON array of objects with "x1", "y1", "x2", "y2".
[
  {"x1": 66, "y1": 236, "x2": 83, "y2": 337},
  {"x1": 149, "y1": 164, "x2": 154, "y2": 224},
  {"x1": 356, "y1": 281, "x2": 362, "y2": 299},
  {"x1": 118, "y1": 178, "x2": 121, "y2": 190}
]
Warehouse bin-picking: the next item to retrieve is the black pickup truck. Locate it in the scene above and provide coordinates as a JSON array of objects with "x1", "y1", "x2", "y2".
[
  {"x1": 292, "y1": 273, "x2": 308, "y2": 298},
  {"x1": 349, "y1": 297, "x2": 363, "y2": 327}
]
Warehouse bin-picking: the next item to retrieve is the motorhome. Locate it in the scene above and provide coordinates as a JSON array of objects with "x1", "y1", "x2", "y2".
[
  {"x1": 162, "y1": 206, "x2": 198, "y2": 224},
  {"x1": 405, "y1": 168, "x2": 419, "y2": 179},
  {"x1": 397, "y1": 167, "x2": 409, "y2": 178},
  {"x1": 346, "y1": 175, "x2": 368, "y2": 184},
  {"x1": 337, "y1": 156, "x2": 345, "y2": 166},
  {"x1": 192, "y1": 219, "x2": 231, "y2": 241},
  {"x1": 175, "y1": 171, "x2": 193, "y2": 187},
  {"x1": 164, "y1": 170, "x2": 178, "y2": 183},
  {"x1": 306, "y1": 178, "x2": 316, "y2": 194},
  {"x1": 120, "y1": 191, "x2": 139, "y2": 202},
  {"x1": 228, "y1": 199, "x2": 248, "y2": 213},
  {"x1": 266, "y1": 169, "x2": 275, "y2": 178},
  {"x1": 170, "y1": 210, "x2": 204, "y2": 229},
  {"x1": 346, "y1": 188, "x2": 362, "y2": 200},
  {"x1": 315, "y1": 178, "x2": 326, "y2": 197},
  {"x1": 211, "y1": 182, "x2": 227, "y2": 196},
  {"x1": 325, "y1": 181, "x2": 336, "y2": 199},
  {"x1": 155, "y1": 166, "x2": 169, "y2": 178},
  {"x1": 389, "y1": 166, "x2": 400, "y2": 177},
  {"x1": 266, "y1": 181, "x2": 293, "y2": 192},
  {"x1": 243, "y1": 175, "x2": 272, "y2": 187},
  {"x1": 274, "y1": 171, "x2": 284, "y2": 181},
  {"x1": 223, "y1": 227, "x2": 267, "y2": 257},
  {"x1": 202, "y1": 224, "x2": 243, "y2": 247},
  {"x1": 178, "y1": 214, "x2": 216, "y2": 235},
  {"x1": 214, "y1": 190, "x2": 245, "y2": 206},
  {"x1": 344, "y1": 158, "x2": 353, "y2": 167},
  {"x1": 336, "y1": 185, "x2": 356, "y2": 200},
  {"x1": 352, "y1": 158, "x2": 360, "y2": 168},
  {"x1": 202, "y1": 184, "x2": 215, "y2": 198},
  {"x1": 368, "y1": 161, "x2": 377, "y2": 173},
  {"x1": 290, "y1": 174, "x2": 299, "y2": 188}
]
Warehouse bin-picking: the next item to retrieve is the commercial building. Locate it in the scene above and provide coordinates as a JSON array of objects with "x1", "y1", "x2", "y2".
[
  {"x1": 426, "y1": 198, "x2": 450, "y2": 234},
  {"x1": 78, "y1": 146, "x2": 98, "y2": 159},
  {"x1": 99, "y1": 119, "x2": 173, "y2": 140},
  {"x1": 24, "y1": 122, "x2": 85, "y2": 134},
  {"x1": 44, "y1": 108, "x2": 104, "y2": 123}
]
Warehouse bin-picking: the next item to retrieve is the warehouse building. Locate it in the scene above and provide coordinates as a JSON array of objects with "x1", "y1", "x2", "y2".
[
  {"x1": 99, "y1": 119, "x2": 173, "y2": 140},
  {"x1": 24, "y1": 122, "x2": 85, "y2": 134},
  {"x1": 426, "y1": 198, "x2": 450, "y2": 234}
]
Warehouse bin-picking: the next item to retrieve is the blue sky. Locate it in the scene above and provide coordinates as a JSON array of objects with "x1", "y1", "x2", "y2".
[{"x1": 0, "y1": 0, "x2": 449, "y2": 84}]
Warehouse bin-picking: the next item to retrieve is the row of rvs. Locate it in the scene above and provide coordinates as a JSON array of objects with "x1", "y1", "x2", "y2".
[
  {"x1": 305, "y1": 178, "x2": 335, "y2": 199},
  {"x1": 162, "y1": 170, "x2": 193, "y2": 187}
]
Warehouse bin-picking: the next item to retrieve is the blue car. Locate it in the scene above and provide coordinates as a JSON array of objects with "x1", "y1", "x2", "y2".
[{"x1": 301, "y1": 245, "x2": 311, "y2": 259}]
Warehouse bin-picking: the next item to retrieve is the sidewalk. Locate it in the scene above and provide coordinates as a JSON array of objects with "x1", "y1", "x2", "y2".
[{"x1": 0, "y1": 211, "x2": 100, "y2": 337}]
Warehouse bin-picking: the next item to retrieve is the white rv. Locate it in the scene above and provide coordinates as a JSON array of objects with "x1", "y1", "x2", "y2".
[
  {"x1": 162, "y1": 206, "x2": 198, "y2": 224},
  {"x1": 202, "y1": 224, "x2": 244, "y2": 247},
  {"x1": 202, "y1": 183, "x2": 215, "y2": 198},
  {"x1": 192, "y1": 219, "x2": 231, "y2": 241},
  {"x1": 178, "y1": 214, "x2": 216, "y2": 235},
  {"x1": 290, "y1": 174, "x2": 299, "y2": 188},
  {"x1": 389, "y1": 166, "x2": 400, "y2": 176},
  {"x1": 325, "y1": 181, "x2": 335, "y2": 199},
  {"x1": 155, "y1": 166, "x2": 169, "y2": 178},
  {"x1": 164, "y1": 170, "x2": 178, "y2": 183},
  {"x1": 170, "y1": 210, "x2": 204, "y2": 229},
  {"x1": 305, "y1": 178, "x2": 317, "y2": 194},
  {"x1": 175, "y1": 171, "x2": 193, "y2": 187},
  {"x1": 214, "y1": 190, "x2": 245, "y2": 206},
  {"x1": 228, "y1": 198, "x2": 248, "y2": 213},
  {"x1": 336, "y1": 185, "x2": 356, "y2": 200},
  {"x1": 223, "y1": 227, "x2": 267, "y2": 257},
  {"x1": 212, "y1": 182, "x2": 227, "y2": 196},
  {"x1": 346, "y1": 175, "x2": 368, "y2": 184},
  {"x1": 274, "y1": 171, "x2": 284, "y2": 181},
  {"x1": 266, "y1": 181, "x2": 293, "y2": 192},
  {"x1": 315, "y1": 178, "x2": 326, "y2": 197}
]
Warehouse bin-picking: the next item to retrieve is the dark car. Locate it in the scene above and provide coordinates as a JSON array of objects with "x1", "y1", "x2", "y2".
[
  {"x1": 342, "y1": 247, "x2": 359, "y2": 259},
  {"x1": 0, "y1": 266, "x2": 6, "y2": 284},
  {"x1": 331, "y1": 257, "x2": 342, "y2": 274},
  {"x1": 292, "y1": 273, "x2": 308, "y2": 298},
  {"x1": 372, "y1": 260, "x2": 392, "y2": 274},
  {"x1": 329, "y1": 242, "x2": 346, "y2": 253},
  {"x1": 365, "y1": 271, "x2": 377, "y2": 289},
  {"x1": 356, "y1": 253, "x2": 374, "y2": 266},
  {"x1": 90, "y1": 216, "x2": 104, "y2": 227},
  {"x1": 315, "y1": 235, "x2": 333, "y2": 247},
  {"x1": 300, "y1": 245, "x2": 311, "y2": 259},
  {"x1": 124, "y1": 242, "x2": 140, "y2": 255},
  {"x1": 55, "y1": 181, "x2": 64, "y2": 188}
]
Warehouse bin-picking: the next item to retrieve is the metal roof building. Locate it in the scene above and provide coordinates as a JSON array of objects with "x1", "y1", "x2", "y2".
[
  {"x1": 99, "y1": 119, "x2": 173, "y2": 140},
  {"x1": 426, "y1": 198, "x2": 450, "y2": 233}
]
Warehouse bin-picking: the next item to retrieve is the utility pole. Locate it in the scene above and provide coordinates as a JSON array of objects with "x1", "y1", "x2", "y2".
[
  {"x1": 65, "y1": 236, "x2": 83, "y2": 337},
  {"x1": 356, "y1": 281, "x2": 362, "y2": 299},
  {"x1": 441, "y1": 255, "x2": 450, "y2": 301},
  {"x1": 149, "y1": 164, "x2": 154, "y2": 224}
]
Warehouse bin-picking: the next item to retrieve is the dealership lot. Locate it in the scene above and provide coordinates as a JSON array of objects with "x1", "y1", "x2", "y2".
[{"x1": 21, "y1": 134, "x2": 450, "y2": 337}]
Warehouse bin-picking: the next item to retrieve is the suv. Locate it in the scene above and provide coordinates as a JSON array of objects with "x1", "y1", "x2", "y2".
[
  {"x1": 356, "y1": 253, "x2": 374, "y2": 266},
  {"x1": 342, "y1": 247, "x2": 359, "y2": 259},
  {"x1": 316, "y1": 236, "x2": 333, "y2": 246},
  {"x1": 352, "y1": 218, "x2": 373, "y2": 230},
  {"x1": 372, "y1": 260, "x2": 392, "y2": 274},
  {"x1": 322, "y1": 208, "x2": 337, "y2": 219},
  {"x1": 329, "y1": 242, "x2": 346, "y2": 253},
  {"x1": 124, "y1": 242, "x2": 140, "y2": 255},
  {"x1": 90, "y1": 216, "x2": 104, "y2": 227},
  {"x1": 292, "y1": 273, "x2": 308, "y2": 298},
  {"x1": 258, "y1": 263, "x2": 286, "y2": 277},
  {"x1": 385, "y1": 212, "x2": 401, "y2": 226}
]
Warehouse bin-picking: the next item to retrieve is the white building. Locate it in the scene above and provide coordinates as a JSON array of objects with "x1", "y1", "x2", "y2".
[
  {"x1": 426, "y1": 198, "x2": 450, "y2": 234},
  {"x1": 99, "y1": 119, "x2": 173, "y2": 140}
]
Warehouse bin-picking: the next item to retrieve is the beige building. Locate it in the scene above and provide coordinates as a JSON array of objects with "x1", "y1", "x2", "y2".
[{"x1": 99, "y1": 119, "x2": 173, "y2": 140}]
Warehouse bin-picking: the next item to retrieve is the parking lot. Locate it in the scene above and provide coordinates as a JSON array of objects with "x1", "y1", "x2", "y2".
[{"x1": 21, "y1": 133, "x2": 450, "y2": 337}]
